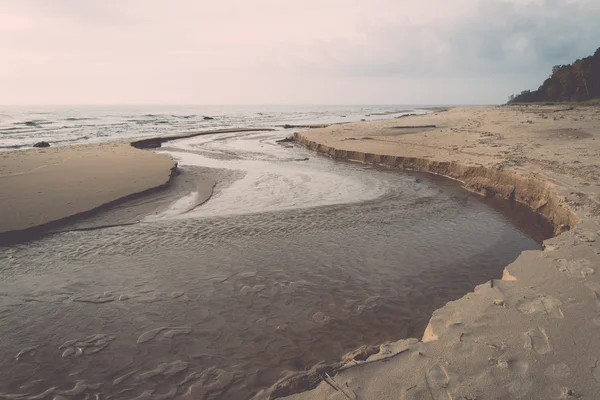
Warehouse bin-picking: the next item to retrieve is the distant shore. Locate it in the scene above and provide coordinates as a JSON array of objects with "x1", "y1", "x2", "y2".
[{"x1": 257, "y1": 105, "x2": 600, "y2": 400}]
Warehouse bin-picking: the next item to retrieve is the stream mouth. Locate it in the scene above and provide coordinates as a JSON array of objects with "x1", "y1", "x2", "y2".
[{"x1": 0, "y1": 131, "x2": 552, "y2": 399}]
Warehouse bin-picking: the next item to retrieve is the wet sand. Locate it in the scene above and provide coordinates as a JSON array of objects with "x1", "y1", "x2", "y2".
[
  {"x1": 275, "y1": 105, "x2": 600, "y2": 400},
  {"x1": 1, "y1": 105, "x2": 597, "y2": 399},
  {"x1": 0, "y1": 126, "x2": 556, "y2": 400},
  {"x1": 0, "y1": 142, "x2": 178, "y2": 238},
  {"x1": 0, "y1": 140, "x2": 551, "y2": 400}
]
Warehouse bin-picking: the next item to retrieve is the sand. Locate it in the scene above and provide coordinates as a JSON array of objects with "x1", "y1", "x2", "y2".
[
  {"x1": 0, "y1": 142, "x2": 177, "y2": 237},
  {"x1": 0, "y1": 127, "x2": 279, "y2": 241},
  {"x1": 2, "y1": 106, "x2": 600, "y2": 398},
  {"x1": 260, "y1": 105, "x2": 600, "y2": 399}
]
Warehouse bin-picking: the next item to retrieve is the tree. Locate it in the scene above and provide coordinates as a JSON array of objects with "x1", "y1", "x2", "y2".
[{"x1": 508, "y1": 47, "x2": 600, "y2": 103}]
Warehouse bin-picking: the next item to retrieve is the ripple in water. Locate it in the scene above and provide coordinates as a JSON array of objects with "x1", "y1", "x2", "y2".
[{"x1": 0, "y1": 133, "x2": 552, "y2": 399}]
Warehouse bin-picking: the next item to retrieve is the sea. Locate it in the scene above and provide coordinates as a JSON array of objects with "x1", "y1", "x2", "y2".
[{"x1": 0, "y1": 105, "x2": 433, "y2": 149}]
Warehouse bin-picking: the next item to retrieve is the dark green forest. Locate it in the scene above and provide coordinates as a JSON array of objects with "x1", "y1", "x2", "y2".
[{"x1": 508, "y1": 47, "x2": 600, "y2": 103}]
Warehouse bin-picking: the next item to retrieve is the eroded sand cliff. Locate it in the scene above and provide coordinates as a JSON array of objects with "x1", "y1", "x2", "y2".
[{"x1": 264, "y1": 105, "x2": 600, "y2": 400}]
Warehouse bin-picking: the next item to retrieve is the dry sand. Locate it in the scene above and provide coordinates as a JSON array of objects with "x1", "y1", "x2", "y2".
[
  {"x1": 0, "y1": 142, "x2": 177, "y2": 236},
  {"x1": 262, "y1": 105, "x2": 600, "y2": 400}
]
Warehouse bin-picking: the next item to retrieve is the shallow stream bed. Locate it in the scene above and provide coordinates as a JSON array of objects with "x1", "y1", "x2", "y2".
[{"x1": 0, "y1": 131, "x2": 552, "y2": 399}]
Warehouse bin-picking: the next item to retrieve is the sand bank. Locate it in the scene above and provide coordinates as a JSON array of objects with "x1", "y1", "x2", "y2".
[
  {"x1": 131, "y1": 127, "x2": 276, "y2": 149},
  {"x1": 0, "y1": 142, "x2": 177, "y2": 241},
  {"x1": 260, "y1": 105, "x2": 600, "y2": 399},
  {"x1": 0, "y1": 127, "x2": 279, "y2": 243}
]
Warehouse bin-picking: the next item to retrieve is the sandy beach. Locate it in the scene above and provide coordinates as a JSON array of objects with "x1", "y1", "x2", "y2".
[
  {"x1": 0, "y1": 105, "x2": 598, "y2": 399},
  {"x1": 256, "y1": 105, "x2": 600, "y2": 399},
  {"x1": 3, "y1": 1, "x2": 597, "y2": 398},
  {"x1": 0, "y1": 120, "x2": 551, "y2": 400},
  {"x1": 0, "y1": 142, "x2": 177, "y2": 239}
]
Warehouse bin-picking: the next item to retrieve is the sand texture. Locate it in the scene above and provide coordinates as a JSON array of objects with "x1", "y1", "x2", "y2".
[
  {"x1": 0, "y1": 142, "x2": 177, "y2": 236},
  {"x1": 264, "y1": 105, "x2": 600, "y2": 400}
]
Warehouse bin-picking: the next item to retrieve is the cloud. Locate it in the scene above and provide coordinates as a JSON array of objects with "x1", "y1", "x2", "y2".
[
  {"x1": 0, "y1": 0, "x2": 597, "y2": 104},
  {"x1": 260, "y1": 0, "x2": 600, "y2": 78}
]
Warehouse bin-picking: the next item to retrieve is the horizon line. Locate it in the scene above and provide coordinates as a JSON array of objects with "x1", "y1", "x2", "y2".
[{"x1": 0, "y1": 103, "x2": 487, "y2": 107}]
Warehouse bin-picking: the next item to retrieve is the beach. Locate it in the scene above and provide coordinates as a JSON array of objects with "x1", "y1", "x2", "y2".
[
  {"x1": 3, "y1": 0, "x2": 598, "y2": 398},
  {"x1": 269, "y1": 105, "x2": 600, "y2": 399},
  {"x1": 0, "y1": 142, "x2": 177, "y2": 234},
  {"x1": 0, "y1": 105, "x2": 597, "y2": 399}
]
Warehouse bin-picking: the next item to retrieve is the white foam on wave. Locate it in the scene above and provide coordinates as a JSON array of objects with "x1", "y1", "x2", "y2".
[{"x1": 0, "y1": 105, "x2": 423, "y2": 150}]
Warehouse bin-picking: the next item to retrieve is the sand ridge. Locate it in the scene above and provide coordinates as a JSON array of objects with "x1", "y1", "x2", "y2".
[
  {"x1": 0, "y1": 141, "x2": 177, "y2": 236},
  {"x1": 262, "y1": 105, "x2": 600, "y2": 400}
]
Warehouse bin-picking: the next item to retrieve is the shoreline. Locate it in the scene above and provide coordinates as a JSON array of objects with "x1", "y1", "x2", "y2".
[
  {"x1": 0, "y1": 142, "x2": 178, "y2": 242},
  {"x1": 130, "y1": 127, "x2": 276, "y2": 149},
  {"x1": 293, "y1": 132, "x2": 577, "y2": 235},
  {"x1": 2, "y1": 106, "x2": 598, "y2": 398},
  {"x1": 0, "y1": 164, "x2": 177, "y2": 245},
  {"x1": 258, "y1": 105, "x2": 600, "y2": 399},
  {"x1": 0, "y1": 142, "x2": 184, "y2": 245},
  {"x1": 0, "y1": 127, "x2": 277, "y2": 244}
]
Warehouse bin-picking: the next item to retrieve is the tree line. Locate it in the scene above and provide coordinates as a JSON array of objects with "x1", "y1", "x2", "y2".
[{"x1": 508, "y1": 47, "x2": 600, "y2": 103}]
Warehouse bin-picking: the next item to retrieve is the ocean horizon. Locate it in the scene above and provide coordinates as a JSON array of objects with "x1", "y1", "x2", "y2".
[{"x1": 0, "y1": 104, "x2": 444, "y2": 150}]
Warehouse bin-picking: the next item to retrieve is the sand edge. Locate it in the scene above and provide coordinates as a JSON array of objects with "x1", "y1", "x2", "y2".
[
  {"x1": 0, "y1": 142, "x2": 178, "y2": 243},
  {"x1": 293, "y1": 131, "x2": 578, "y2": 234},
  {"x1": 258, "y1": 106, "x2": 600, "y2": 400}
]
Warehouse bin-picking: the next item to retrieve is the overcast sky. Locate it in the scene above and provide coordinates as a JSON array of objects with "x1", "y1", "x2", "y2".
[{"x1": 1, "y1": 0, "x2": 598, "y2": 105}]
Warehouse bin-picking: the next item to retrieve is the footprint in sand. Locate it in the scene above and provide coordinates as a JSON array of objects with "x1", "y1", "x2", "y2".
[
  {"x1": 556, "y1": 386, "x2": 579, "y2": 399},
  {"x1": 556, "y1": 259, "x2": 594, "y2": 277},
  {"x1": 584, "y1": 281, "x2": 600, "y2": 307},
  {"x1": 507, "y1": 359, "x2": 530, "y2": 375},
  {"x1": 505, "y1": 379, "x2": 533, "y2": 399},
  {"x1": 525, "y1": 327, "x2": 551, "y2": 355},
  {"x1": 592, "y1": 360, "x2": 600, "y2": 383},
  {"x1": 492, "y1": 357, "x2": 529, "y2": 375},
  {"x1": 516, "y1": 295, "x2": 563, "y2": 318},
  {"x1": 425, "y1": 364, "x2": 451, "y2": 400},
  {"x1": 545, "y1": 362, "x2": 571, "y2": 378},
  {"x1": 491, "y1": 357, "x2": 532, "y2": 398},
  {"x1": 576, "y1": 231, "x2": 597, "y2": 243}
]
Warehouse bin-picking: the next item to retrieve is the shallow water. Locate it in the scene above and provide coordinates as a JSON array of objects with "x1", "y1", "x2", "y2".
[{"x1": 0, "y1": 131, "x2": 552, "y2": 399}]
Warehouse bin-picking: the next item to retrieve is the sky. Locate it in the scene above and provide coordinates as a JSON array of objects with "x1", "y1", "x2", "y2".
[{"x1": 1, "y1": 0, "x2": 599, "y2": 105}]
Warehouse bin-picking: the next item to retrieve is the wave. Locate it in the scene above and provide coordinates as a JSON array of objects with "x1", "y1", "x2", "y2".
[
  {"x1": 40, "y1": 122, "x2": 130, "y2": 131},
  {"x1": 0, "y1": 127, "x2": 22, "y2": 134},
  {"x1": 130, "y1": 119, "x2": 194, "y2": 125},
  {"x1": 366, "y1": 109, "x2": 413, "y2": 116},
  {"x1": 1, "y1": 105, "x2": 424, "y2": 151},
  {"x1": 142, "y1": 114, "x2": 199, "y2": 119},
  {"x1": 171, "y1": 114, "x2": 196, "y2": 119},
  {"x1": 0, "y1": 135, "x2": 94, "y2": 149},
  {"x1": 13, "y1": 120, "x2": 53, "y2": 127}
]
